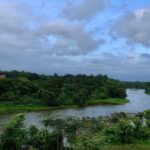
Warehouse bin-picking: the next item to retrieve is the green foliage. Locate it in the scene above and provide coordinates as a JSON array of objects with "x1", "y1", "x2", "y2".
[
  {"x1": 37, "y1": 89, "x2": 58, "y2": 106},
  {"x1": 87, "y1": 98, "x2": 128, "y2": 105},
  {"x1": 73, "y1": 89, "x2": 88, "y2": 107},
  {"x1": 122, "y1": 81, "x2": 147, "y2": 89},
  {"x1": 145, "y1": 82, "x2": 150, "y2": 94},
  {"x1": 91, "y1": 87, "x2": 109, "y2": 99},
  {"x1": 0, "y1": 71, "x2": 127, "y2": 107},
  {"x1": 0, "y1": 113, "x2": 27, "y2": 150},
  {"x1": 133, "y1": 119, "x2": 149, "y2": 141},
  {"x1": 0, "y1": 91, "x2": 16, "y2": 102},
  {"x1": 72, "y1": 132, "x2": 105, "y2": 150},
  {"x1": 104, "y1": 144, "x2": 150, "y2": 150},
  {"x1": 0, "y1": 110, "x2": 150, "y2": 150},
  {"x1": 115, "y1": 120, "x2": 135, "y2": 144},
  {"x1": 144, "y1": 110, "x2": 150, "y2": 119},
  {"x1": 123, "y1": 81, "x2": 150, "y2": 96},
  {"x1": 111, "y1": 112, "x2": 127, "y2": 123}
]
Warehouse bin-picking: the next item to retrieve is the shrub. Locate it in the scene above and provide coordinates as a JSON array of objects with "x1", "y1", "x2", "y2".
[
  {"x1": 116, "y1": 120, "x2": 135, "y2": 144},
  {"x1": 144, "y1": 110, "x2": 150, "y2": 119}
]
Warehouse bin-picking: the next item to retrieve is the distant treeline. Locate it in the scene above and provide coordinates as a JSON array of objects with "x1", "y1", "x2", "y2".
[
  {"x1": 122, "y1": 81, "x2": 147, "y2": 89},
  {"x1": 122, "y1": 81, "x2": 150, "y2": 94},
  {"x1": 0, "y1": 70, "x2": 126, "y2": 107}
]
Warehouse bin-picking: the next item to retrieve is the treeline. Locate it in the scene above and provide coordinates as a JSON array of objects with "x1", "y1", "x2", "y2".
[
  {"x1": 122, "y1": 81, "x2": 147, "y2": 89},
  {"x1": 122, "y1": 81, "x2": 150, "y2": 95},
  {"x1": 0, "y1": 110, "x2": 150, "y2": 150},
  {"x1": 145, "y1": 83, "x2": 150, "y2": 94},
  {"x1": 0, "y1": 70, "x2": 126, "y2": 107}
]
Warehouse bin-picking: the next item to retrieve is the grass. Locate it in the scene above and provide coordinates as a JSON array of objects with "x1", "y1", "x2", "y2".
[
  {"x1": 0, "y1": 104, "x2": 50, "y2": 114},
  {"x1": 0, "y1": 98, "x2": 128, "y2": 114},
  {"x1": 104, "y1": 144, "x2": 150, "y2": 150},
  {"x1": 87, "y1": 98, "x2": 129, "y2": 105},
  {"x1": 0, "y1": 103, "x2": 79, "y2": 114}
]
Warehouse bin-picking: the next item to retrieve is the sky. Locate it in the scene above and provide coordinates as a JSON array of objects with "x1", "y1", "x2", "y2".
[{"x1": 0, "y1": 0, "x2": 150, "y2": 81}]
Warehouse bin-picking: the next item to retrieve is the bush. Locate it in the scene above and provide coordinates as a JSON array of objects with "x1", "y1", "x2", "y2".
[
  {"x1": 0, "y1": 91, "x2": 16, "y2": 102},
  {"x1": 116, "y1": 120, "x2": 135, "y2": 144},
  {"x1": 0, "y1": 113, "x2": 27, "y2": 150},
  {"x1": 144, "y1": 110, "x2": 150, "y2": 119},
  {"x1": 72, "y1": 132, "x2": 105, "y2": 150}
]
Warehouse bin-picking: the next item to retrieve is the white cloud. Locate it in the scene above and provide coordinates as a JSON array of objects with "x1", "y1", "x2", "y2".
[
  {"x1": 1, "y1": 0, "x2": 150, "y2": 81},
  {"x1": 40, "y1": 21, "x2": 104, "y2": 55},
  {"x1": 112, "y1": 7, "x2": 150, "y2": 47},
  {"x1": 0, "y1": 0, "x2": 104, "y2": 60}
]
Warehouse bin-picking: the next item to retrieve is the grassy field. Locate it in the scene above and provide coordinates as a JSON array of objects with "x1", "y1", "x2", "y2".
[{"x1": 87, "y1": 98, "x2": 129, "y2": 105}]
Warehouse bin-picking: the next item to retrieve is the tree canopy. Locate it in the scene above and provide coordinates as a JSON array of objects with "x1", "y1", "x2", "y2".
[{"x1": 0, "y1": 70, "x2": 127, "y2": 107}]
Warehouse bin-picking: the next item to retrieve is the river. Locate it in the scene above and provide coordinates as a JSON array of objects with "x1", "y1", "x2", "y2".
[{"x1": 0, "y1": 89, "x2": 150, "y2": 129}]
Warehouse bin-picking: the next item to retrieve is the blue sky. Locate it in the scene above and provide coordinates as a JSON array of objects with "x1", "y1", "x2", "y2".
[{"x1": 0, "y1": 0, "x2": 150, "y2": 81}]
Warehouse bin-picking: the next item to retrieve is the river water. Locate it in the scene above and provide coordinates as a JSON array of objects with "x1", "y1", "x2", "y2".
[{"x1": 0, "y1": 89, "x2": 150, "y2": 129}]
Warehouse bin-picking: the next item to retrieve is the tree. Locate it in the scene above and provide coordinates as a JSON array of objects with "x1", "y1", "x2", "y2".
[
  {"x1": 73, "y1": 89, "x2": 88, "y2": 107},
  {"x1": 0, "y1": 91, "x2": 16, "y2": 102},
  {"x1": 37, "y1": 89, "x2": 58, "y2": 106},
  {"x1": 91, "y1": 87, "x2": 109, "y2": 99}
]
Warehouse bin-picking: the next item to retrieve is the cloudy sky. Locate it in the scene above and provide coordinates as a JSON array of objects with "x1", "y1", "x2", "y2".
[{"x1": 0, "y1": 0, "x2": 150, "y2": 81}]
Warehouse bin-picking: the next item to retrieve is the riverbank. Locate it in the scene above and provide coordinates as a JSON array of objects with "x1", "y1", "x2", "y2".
[
  {"x1": 145, "y1": 91, "x2": 150, "y2": 95},
  {"x1": 87, "y1": 98, "x2": 129, "y2": 105},
  {"x1": 0, "y1": 104, "x2": 78, "y2": 114},
  {"x1": 0, "y1": 98, "x2": 128, "y2": 114}
]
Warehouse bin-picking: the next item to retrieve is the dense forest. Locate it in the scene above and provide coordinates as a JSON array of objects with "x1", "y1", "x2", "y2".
[
  {"x1": 0, "y1": 70, "x2": 127, "y2": 107},
  {"x1": 0, "y1": 110, "x2": 150, "y2": 150}
]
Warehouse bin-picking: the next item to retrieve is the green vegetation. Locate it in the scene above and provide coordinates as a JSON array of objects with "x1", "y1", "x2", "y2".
[
  {"x1": 87, "y1": 98, "x2": 128, "y2": 105},
  {"x1": 104, "y1": 144, "x2": 150, "y2": 150},
  {"x1": 0, "y1": 103, "x2": 79, "y2": 114},
  {"x1": 0, "y1": 110, "x2": 150, "y2": 150},
  {"x1": 0, "y1": 70, "x2": 127, "y2": 110},
  {"x1": 0, "y1": 104, "x2": 50, "y2": 114},
  {"x1": 145, "y1": 83, "x2": 150, "y2": 95},
  {"x1": 0, "y1": 98, "x2": 128, "y2": 114},
  {"x1": 122, "y1": 81, "x2": 150, "y2": 96},
  {"x1": 122, "y1": 81, "x2": 147, "y2": 89}
]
